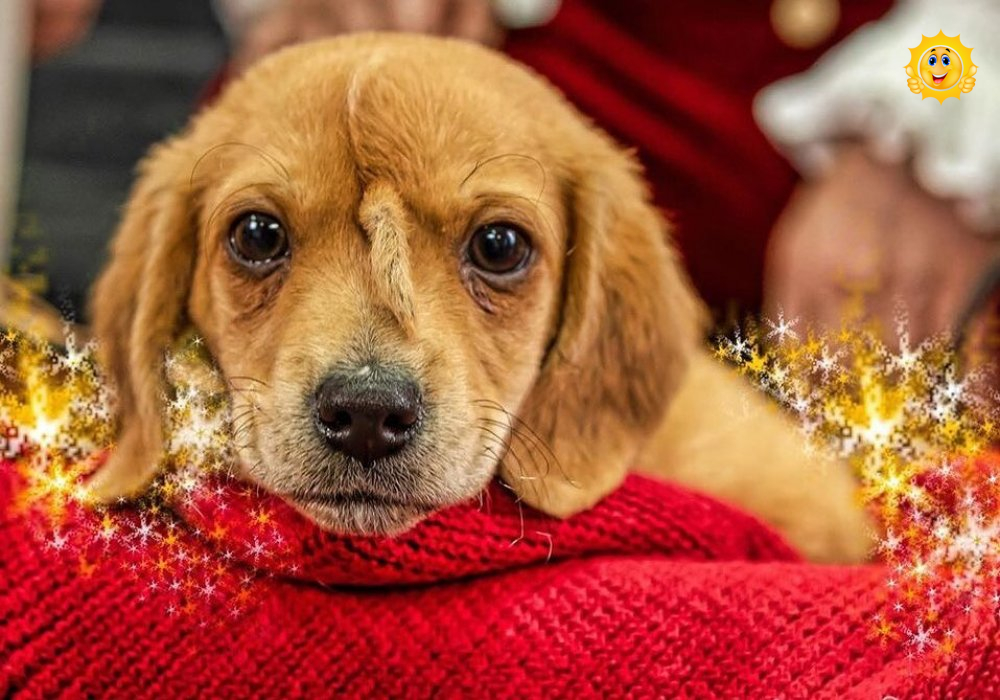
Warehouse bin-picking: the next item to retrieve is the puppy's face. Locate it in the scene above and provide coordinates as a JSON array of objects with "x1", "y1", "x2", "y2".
[
  {"x1": 90, "y1": 35, "x2": 702, "y2": 533},
  {"x1": 186, "y1": 48, "x2": 569, "y2": 533}
]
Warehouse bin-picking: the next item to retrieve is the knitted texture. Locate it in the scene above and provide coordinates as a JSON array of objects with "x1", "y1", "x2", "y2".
[{"x1": 1, "y1": 465, "x2": 996, "y2": 699}]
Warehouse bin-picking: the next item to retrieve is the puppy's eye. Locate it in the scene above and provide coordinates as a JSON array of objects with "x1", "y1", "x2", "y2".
[
  {"x1": 467, "y1": 223, "x2": 531, "y2": 275},
  {"x1": 228, "y1": 212, "x2": 289, "y2": 267}
]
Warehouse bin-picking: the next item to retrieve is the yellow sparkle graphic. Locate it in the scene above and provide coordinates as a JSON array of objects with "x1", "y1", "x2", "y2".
[
  {"x1": 717, "y1": 310, "x2": 1000, "y2": 658},
  {"x1": 905, "y1": 31, "x2": 978, "y2": 103},
  {"x1": 0, "y1": 323, "x2": 291, "y2": 617}
]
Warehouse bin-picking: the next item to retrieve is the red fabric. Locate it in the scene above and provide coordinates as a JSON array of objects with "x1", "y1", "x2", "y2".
[
  {"x1": 504, "y1": 0, "x2": 893, "y2": 313},
  {"x1": 1, "y1": 464, "x2": 996, "y2": 698}
]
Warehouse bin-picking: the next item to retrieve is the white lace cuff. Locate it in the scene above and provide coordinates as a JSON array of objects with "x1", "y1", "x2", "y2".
[{"x1": 755, "y1": 0, "x2": 1000, "y2": 233}]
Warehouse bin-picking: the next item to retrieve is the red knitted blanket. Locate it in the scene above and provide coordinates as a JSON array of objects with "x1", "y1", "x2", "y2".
[{"x1": 0, "y1": 464, "x2": 994, "y2": 698}]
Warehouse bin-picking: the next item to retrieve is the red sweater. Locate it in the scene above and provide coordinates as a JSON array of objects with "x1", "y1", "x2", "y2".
[{"x1": 1, "y1": 463, "x2": 995, "y2": 698}]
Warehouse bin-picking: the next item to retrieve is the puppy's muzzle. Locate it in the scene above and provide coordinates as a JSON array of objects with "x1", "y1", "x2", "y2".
[{"x1": 314, "y1": 367, "x2": 422, "y2": 465}]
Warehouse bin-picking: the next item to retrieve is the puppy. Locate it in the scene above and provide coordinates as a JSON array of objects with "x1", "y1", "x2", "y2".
[{"x1": 89, "y1": 34, "x2": 870, "y2": 562}]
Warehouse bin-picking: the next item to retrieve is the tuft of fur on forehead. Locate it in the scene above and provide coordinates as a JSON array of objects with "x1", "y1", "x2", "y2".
[{"x1": 359, "y1": 182, "x2": 416, "y2": 335}]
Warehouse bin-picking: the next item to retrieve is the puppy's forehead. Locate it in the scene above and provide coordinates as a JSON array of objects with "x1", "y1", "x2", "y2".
[
  {"x1": 223, "y1": 37, "x2": 564, "y2": 190},
  {"x1": 343, "y1": 54, "x2": 542, "y2": 182}
]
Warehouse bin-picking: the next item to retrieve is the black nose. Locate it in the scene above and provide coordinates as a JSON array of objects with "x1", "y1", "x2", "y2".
[{"x1": 314, "y1": 370, "x2": 422, "y2": 464}]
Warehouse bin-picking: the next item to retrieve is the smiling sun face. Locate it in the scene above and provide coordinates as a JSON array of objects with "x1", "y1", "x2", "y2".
[
  {"x1": 906, "y1": 32, "x2": 976, "y2": 103},
  {"x1": 919, "y1": 46, "x2": 962, "y2": 90}
]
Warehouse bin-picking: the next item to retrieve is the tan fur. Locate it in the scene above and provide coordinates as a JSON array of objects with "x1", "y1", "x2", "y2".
[
  {"x1": 359, "y1": 182, "x2": 417, "y2": 334},
  {"x1": 640, "y1": 353, "x2": 872, "y2": 562},
  {"x1": 90, "y1": 143, "x2": 197, "y2": 498},
  {"x1": 89, "y1": 34, "x2": 871, "y2": 561}
]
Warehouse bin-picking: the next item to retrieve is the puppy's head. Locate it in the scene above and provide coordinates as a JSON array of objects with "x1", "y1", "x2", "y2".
[{"x1": 90, "y1": 34, "x2": 703, "y2": 533}]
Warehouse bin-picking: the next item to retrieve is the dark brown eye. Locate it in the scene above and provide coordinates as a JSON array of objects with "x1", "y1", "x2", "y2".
[
  {"x1": 467, "y1": 223, "x2": 531, "y2": 275},
  {"x1": 228, "y1": 212, "x2": 289, "y2": 268}
]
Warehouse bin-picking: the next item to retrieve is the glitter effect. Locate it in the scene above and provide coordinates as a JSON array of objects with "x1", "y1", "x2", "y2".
[
  {"x1": 0, "y1": 326, "x2": 291, "y2": 616},
  {"x1": 716, "y1": 309, "x2": 1000, "y2": 659}
]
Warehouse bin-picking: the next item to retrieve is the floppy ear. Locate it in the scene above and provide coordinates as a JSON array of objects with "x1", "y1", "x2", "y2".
[
  {"x1": 506, "y1": 143, "x2": 706, "y2": 516},
  {"x1": 87, "y1": 141, "x2": 197, "y2": 500}
]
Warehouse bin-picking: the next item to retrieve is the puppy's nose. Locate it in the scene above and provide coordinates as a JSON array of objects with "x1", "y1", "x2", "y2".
[{"x1": 314, "y1": 371, "x2": 422, "y2": 464}]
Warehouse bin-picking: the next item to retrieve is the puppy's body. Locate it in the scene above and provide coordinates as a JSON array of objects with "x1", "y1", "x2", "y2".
[
  {"x1": 90, "y1": 34, "x2": 870, "y2": 562},
  {"x1": 643, "y1": 353, "x2": 869, "y2": 561}
]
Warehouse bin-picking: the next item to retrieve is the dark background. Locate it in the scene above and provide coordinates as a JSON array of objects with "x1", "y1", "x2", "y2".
[{"x1": 14, "y1": 0, "x2": 226, "y2": 317}]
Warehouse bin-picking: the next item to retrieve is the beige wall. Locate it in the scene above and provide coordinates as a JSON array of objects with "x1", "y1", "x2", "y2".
[{"x1": 0, "y1": 0, "x2": 29, "y2": 265}]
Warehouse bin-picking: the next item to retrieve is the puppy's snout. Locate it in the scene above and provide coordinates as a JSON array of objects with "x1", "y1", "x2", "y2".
[{"x1": 314, "y1": 369, "x2": 422, "y2": 464}]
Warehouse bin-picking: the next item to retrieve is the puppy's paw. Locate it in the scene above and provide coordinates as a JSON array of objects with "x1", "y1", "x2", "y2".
[{"x1": 86, "y1": 424, "x2": 161, "y2": 503}]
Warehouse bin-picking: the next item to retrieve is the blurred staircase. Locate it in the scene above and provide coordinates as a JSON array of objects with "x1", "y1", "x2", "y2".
[{"x1": 14, "y1": 0, "x2": 226, "y2": 317}]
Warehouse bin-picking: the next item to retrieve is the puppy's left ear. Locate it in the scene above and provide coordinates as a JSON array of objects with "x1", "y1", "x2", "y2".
[
  {"x1": 87, "y1": 139, "x2": 197, "y2": 500},
  {"x1": 506, "y1": 141, "x2": 706, "y2": 516}
]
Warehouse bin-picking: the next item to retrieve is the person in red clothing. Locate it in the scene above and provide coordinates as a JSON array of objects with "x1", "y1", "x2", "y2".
[{"x1": 500, "y1": 0, "x2": 899, "y2": 318}]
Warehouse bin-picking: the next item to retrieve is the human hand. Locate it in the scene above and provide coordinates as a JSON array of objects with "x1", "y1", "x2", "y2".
[
  {"x1": 764, "y1": 145, "x2": 997, "y2": 344},
  {"x1": 32, "y1": 0, "x2": 102, "y2": 61},
  {"x1": 904, "y1": 65, "x2": 921, "y2": 94},
  {"x1": 232, "y1": 0, "x2": 500, "y2": 75},
  {"x1": 756, "y1": 2, "x2": 1000, "y2": 232}
]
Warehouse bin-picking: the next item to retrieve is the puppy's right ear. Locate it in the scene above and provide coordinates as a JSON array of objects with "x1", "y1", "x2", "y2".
[{"x1": 88, "y1": 140, "x2": 197, "y2": 500}]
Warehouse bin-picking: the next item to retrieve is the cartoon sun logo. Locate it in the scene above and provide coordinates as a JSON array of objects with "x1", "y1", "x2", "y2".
[{"x1": 905, "y1": 31, "x2": 977, "y2": 103}]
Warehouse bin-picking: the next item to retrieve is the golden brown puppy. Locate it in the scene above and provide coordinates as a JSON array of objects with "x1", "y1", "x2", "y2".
[{"x1": 89, "y1": 34, "x2": 870, "y2": 562}]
